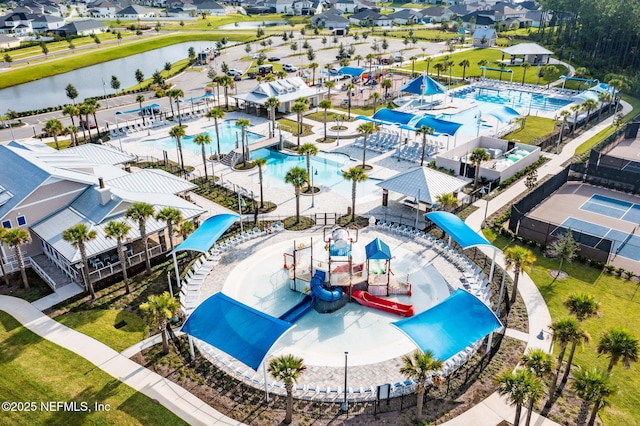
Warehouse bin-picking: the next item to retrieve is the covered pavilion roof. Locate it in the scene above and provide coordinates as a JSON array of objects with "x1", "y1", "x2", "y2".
[{"x1": 377, "y1": 167, "x2": 468, "y2": 206}]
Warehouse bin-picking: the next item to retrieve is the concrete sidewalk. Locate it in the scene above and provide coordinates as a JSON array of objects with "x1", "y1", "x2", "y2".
[{"x1": 0, "y1": 295, "x2": 243, "y2": 426}]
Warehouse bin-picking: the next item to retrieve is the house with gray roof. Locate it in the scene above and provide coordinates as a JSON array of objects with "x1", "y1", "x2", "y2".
[
  {"x1": 335, "y1": 0, "x2": 356, "y2": 13},
  {"x1": 31, "y1": 14, "x2": 65, "y2": 32},
  {"x1": 472, "y1": 27, "x2": 496, "y2": 47},
  {"x1": 421, "y1": 6, "x2": 455, "y2": 23},
  {"x1": 262, "y1": 0, "x2": 295, "y2": 13},
  {"x1": 0, "y1": 34, "x2": 20, "y2": 49},
  {"x1": 233, "y1": 77, "x2": 328, "y2": 114},
  {"x1": 116, "y1": 4, "x2": 160, "y2": 18},
  {"x1": 0, "y1": 143, "x2": 205, "y2": 291},
  {"x1": 194, "y1": 1, "x2": 226, "y2": 15},
  {"x1": 312, "y1": 7, "x2": 349, "y2": 29},
  {"x1": 52, "y1": 19, "x2": 108, "y2": 36}
]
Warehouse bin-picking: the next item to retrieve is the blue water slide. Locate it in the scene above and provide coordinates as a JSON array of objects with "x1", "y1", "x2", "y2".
[
  {"x1": 278, "y1": 294, "x2": 314, "y2": 323},
  {"x1": 310, "y1": 270, "x2": 343, "y2": 302}
]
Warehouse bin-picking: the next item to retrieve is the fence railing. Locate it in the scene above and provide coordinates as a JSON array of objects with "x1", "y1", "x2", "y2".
[
  {"x1": 29, "y1": 257, "x2": 57, "y2": 290},
  {"x1": 88, "y1": 244, "x2": 164, "y2": 281}
]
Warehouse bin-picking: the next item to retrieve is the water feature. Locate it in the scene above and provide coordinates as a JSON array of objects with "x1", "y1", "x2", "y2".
[
  {"x1": 1, "y1": 41, "x2": 220, "y2": 113},
  {"x1": 217, "y1": 21, "x2": 287, "y2": 30},
  {"x1": 452, "y1": 86, "x2": 572, "y2": 113}
]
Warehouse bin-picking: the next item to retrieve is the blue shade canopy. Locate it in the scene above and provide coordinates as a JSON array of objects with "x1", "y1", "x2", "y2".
[
  {"x1": 172, "y1": 213, "x2": 239, "y2": 253},
  {"x1": 182, "y1": 292, "x2": 294, "y2": 370},
  {"x1": 338, "y1": 67, "x2": 366, "y2": 77},
  {"x1": 365, "y1": 238, "x2": 392, "y2": 260},
  {"x1": 392, "y1": 289, "x2": 502, "y2": 361},
  {"x1": 180, "y1": 93, "x2": 215, "y2": 103},
  {"x1": 371, "y1": 108, "x2": 416, "y2": 125},
  {"x1": 400, "y1": 74, "x2": 447, "y2": 96},
  {"x1": 116, "y1": 104, "x2": 160, "y2": 115},
  {"x1": 410, "y1": 116, "x2": 464, "y2": 135},
  {"x1": 484, "y1": 106, "x2": 521, "y2": 123},
  {"x1": 425, "y1": 211, "x2": 492, "y2": 249}
]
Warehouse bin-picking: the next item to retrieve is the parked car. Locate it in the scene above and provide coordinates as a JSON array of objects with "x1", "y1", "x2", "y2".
[
  {"x1": 250, "y1": 53, "x2": 261, "y2": 59},
  {"x1": 79, "y1": 119, "x2": 97, "y2": 129},
  {"x1": 267, "y1": 56, "x2": 280, "y2": 62},
  {"x1": 336, "y1": 53, "x2": 352, "y2": 60},
  {"x1": 283, "y1": 64, "x2": 297, "y2": 72},
  {"x1": 226, "y1": 69, "x2": 242, "y2": 77}
]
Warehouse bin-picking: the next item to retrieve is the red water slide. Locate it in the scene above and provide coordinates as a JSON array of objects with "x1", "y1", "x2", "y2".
[{"x1": 351, "y1": 290, "x2": 414, "y2": 317}]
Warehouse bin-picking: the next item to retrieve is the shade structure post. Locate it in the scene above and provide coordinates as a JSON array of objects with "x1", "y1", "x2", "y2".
[
  {"x1": 496, "y1": 272, "x2": 506, "y2": 317},
  {"x1": 263, "y1": 361, "x2": 270, "y2": 402},
  {"x1": 172, "y1": 251, "x2": 181, "y2": 288},
  {"x1": 167, "y1": 271, "x2": 173, "y2": 297},
  {"x1": 188, "y1": 335, "x2": 195, "y2": 361},
  {"x1": 489, "y1": 247, "x2": 497, "y2": 282}
]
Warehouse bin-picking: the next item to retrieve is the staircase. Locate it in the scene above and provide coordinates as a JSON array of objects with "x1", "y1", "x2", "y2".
[
  {"x1": 30, "y1": 254, "x2": 75, "y2": 290},
  {"x1": 221, "y1": 151, "x2": 240, "y2": 167}
]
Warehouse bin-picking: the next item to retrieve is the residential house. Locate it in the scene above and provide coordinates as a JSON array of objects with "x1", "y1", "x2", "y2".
[
  {"x1": 312, "y1": 7, "x2": 349, "y2": 29},
  {"x1": 89, "y1": 0, "x2": 121, "y2": 17},
  {"x1": 387, "y1": 9, "x2": 424, "y2": 25},
  {"x1": 233, "y1": 77, "x2": 327, "y2": 115},
  {"x1": 335, "y1": 0, "x2": 357, "y2": 13},
  {"x1": 459, "y1": 11, "x2": 495, "y2": 29},
  {"x1": 194, "y1": 1, "x2": 226, "y2": 16},
  {"x1": 472, "y1": 27, "x2": 496, "y2": 47},
  {"x1": 31, "y1": 14, "x2": 65, "y2": 32},
  {"x1": 421, "y1": 6, "x2": 455, "y2": 23},
  {"x1": 263, "y1": 0, "x2": 295, "y2": 13},
  {"x1": 52, "y1": 19, "x2": 108, "y2": 36},
  {"x1": 524, "y1": 10, "x2": 546, "y2": 28},
  {"x1": 292, "y1": 0, "x2": 322, "y2": 16},
  {"x1": 348, "y1": 9, "x2": 382, "y2": 26},
  {"x1": 0, "y1": 34, "x2": 20, "y2": 49},
  {"x1": 0, "y1": 13, "x2": 35, "y2": 36},
  {"x1": 0, "y1": 142, "x2": 205, "y2": 290},
  {"x1": 116, "y1": 4, "x2": 161, "y2": 18}
]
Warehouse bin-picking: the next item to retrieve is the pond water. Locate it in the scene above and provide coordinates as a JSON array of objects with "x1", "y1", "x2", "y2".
[
  {"x1": 217, "y1": 21, "x2": 287, "y2": 30},
  {"x1": 1, "y1": 41, "x2": 220, "y2": 113}
]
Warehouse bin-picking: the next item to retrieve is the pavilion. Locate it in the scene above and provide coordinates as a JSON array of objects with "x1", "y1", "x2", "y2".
[
  {"x1": 232, "y1": 77, "x2": 328, "y2": 115},
  {"x1": 501, "y1": 43, "x2": 553, "y2": 65}
]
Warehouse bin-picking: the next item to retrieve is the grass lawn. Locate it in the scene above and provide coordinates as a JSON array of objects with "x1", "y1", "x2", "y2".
[
  {"x1": 0, "y1": 311, "x2": 186, "y2": 425},
  {"x1": 55, "y1": 310, "x2": 147, "y2": 352},
  {"x1": 483, "y1": 229, "x2": 640, "y2": 425},
  {"x1": 407, "y1": 48, "x2": 566, "y2": 85},
  {"x1": 502, "y1": 115, "x2": 557, "y2": 145},
  {"x1": 276, "y1": 118, "x2": 314, "y2": 136}
]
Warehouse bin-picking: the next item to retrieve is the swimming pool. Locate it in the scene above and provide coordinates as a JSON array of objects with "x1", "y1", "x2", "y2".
[
  {"x1": 452, "y1": 86, "x2": 572, "y2": 113},
  {"x1": 250, "y1": 148, "x2": 383, "y2": 199},
  {"x1": 149, "y1": 120, "x2": 264, "y2": 155}
]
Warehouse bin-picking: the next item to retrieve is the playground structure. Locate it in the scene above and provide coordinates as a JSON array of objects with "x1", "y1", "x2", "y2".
[{"x1": 281, "y1": 226, "x2": 414, "y2": 319}]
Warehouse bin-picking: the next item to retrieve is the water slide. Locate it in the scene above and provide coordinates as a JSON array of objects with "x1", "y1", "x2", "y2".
[
  {"x1": 310, "y1": 270, "x2": 343, "y2": 302},
  {"x1": 351, "y1": 290, "x2": 414, "y2": 317},
  {"x1": 278, "y1": 294, "x2": 314, "y2": 323}
]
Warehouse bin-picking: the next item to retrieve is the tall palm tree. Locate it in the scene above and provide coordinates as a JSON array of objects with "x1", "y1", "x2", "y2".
[
  {"x1": 264, "y1": 97, "x2": 280, "y2": 138},
  {"x1": 193, "y1": 133, "x2": 212, "y2": 180},
  {"x1": 543, "y1": 65, "x2": 558, "y2": 88},
  {"x1": 136, "y1": 94, "x2": 146, "y2": 127},
  {"x1": 521, "y1": 348, "x2": 554, "y2": 426},
  {"x1": 546, "y1": 318, "x2": 582, "y2": 406},
  {"x1": 64, "y1": 125, "x2": 78, "y2": 147},
  {"x1": 400, "y1": 349, "x2": 443, "y2": 420},
  {"x1": 380, "y1": 78, "x2": 392, "y2": 98},
  {"x1": 156, "y1": 207, "x2": 183, "y2": 251},
  {"x1": 558, "y1": 109, "x2": 571, "y2": 144},
  {"x1": 205, "y1": 107, "x2": 225, "y2": 156},
  {"x1": 62, "y1": 104, "x2": 79, "y2": 144},
  {"x1": 435, "y1": 192, "x2": 458, "y2": 212},
  {"x1": 140, "y1": 292, "x2": 180, "y2": 354},
  {"x1": 324, "y1": 80, "x2": 335, "y2": 99},
  {"x1": 504, "y1": 246, "x2": 536, "y2": 305},
  {"x1": 342, "y1": 167, "x2": 368, "y2": 222},
  {"x1": 167, "y1": 88, "x2": 185, "y2": 126},
  {"x1": 78, "y1": 103, "x2": 93, "y2": 142},
  {"x1": 572, "y1": 367, "x2": 614, "y2": 426},
  {"x1": 284, "y1": 166, "x2": 308, "y2": 224},
  {"x1": 495, "y1": 368, "x2": 539, "y2": 426},
  {"x1": 254, "y1": 157, "x2": 268, "y2": 209},
  {"x1": 62, "y1": 223, "x2": 97, "y2": 299},
  {"x1": 319, "y1": 99, "x2": 332, "y2": 140},
  {"x1": 309, "y1": 62, "x2": 319, "y2": 85},
  {"x1": 564, "y1": 293, "x2": 600, "y2": 322},
  {"x1": 44, "y1": 119, "x2": 64, "y2": 150},
  {"x1": 125, "y1": 202, "x2": 155, "y2": 274},
  {"x1": 433, "y1": 62, "x2": 445, "y2": 79},
  {"x1": 353, "y1": 54, "x2": 363, "y2": 67},
  {"x1": 410, "y1": 55, "x2": 418, "y2": 75},
  {"x1": 298, "y1": 143, "x2": 318, "y2": 190},
  {"x1": 168, "y1": 125, "x2": 186, "y2": 171},
  {"x1": 268, "y1": 354, "x2": 306, "y2": 424},
  {"x1": 84, "y1": 98, "x2": 100, "y2": 136},
  {"x1": 571, "y1": 103, "x2": 583, "y2": 133},
  {"x1": 561, "y1": 321, "x2": 590, "y2": 384},
  {"x1": 458, "y1": 58, "x2": 470, "y2": 79},
  {"x1": 1, "y1": 228, "x2": 30, "y2": 289},
  {"x1": 236, "y1": 118, "x2": 251, "y2": 166},
  {"x1": 291, "y1": 101, "x2": 308, "y2": 148},
  {"x1": 596, "y1": 328, "x2": 639, "y2": 373},
  {"x1": 425, "y1": 55, "x2": 433, "y2": 75},
  {"x1": 597, "y1": 92, "x2": 612, "y2": 120},
  {"x1": 175, "y1": 220, "x2": 195, "y2": 240},
  {"x1": 357, "y1": 122, "x2": 376, "y2": 169},
  {"x1": 521, "y1": 62, "x2": 531, "y2": 85},
  {"x1": 415, "y1": 125, "x2": 434, "y2": 166},
  {"x1": 221, "y1": 75, "x2": 235, "y2": 110},
  {"x1": 104, "y1": 220, "x2": 132, "y2": 294},
  {"x1": 581, "y1": 98, "x2": 598, "y2": 127},
  {"x1": 369, "y1": 91, "x2": 381, "y2": 114},
  {"x1": 0, "y1": 228, "x2": 10, "y2": 286},
  {"x1": 469, "y1": 148, "x2": 490, "y2": 189}
]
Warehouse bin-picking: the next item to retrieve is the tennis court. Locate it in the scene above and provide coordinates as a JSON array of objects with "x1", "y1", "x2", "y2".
[
  {"x1": 552, "y1": 217, "x2": 640, "y2": 261},
  {"x1": 580, "y1": 194, "x2": 640, "y2": 223}
]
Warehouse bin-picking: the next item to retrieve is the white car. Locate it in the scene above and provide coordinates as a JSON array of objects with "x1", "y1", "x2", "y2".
[
  {"x1": 250, "y1": 53, "x2": 261, "y2": 59},
  {"x1": 283, "y1": 64, "x2": 297, "y2": 72},
  {"x1": 226, "y1": 69, "x2": 242, "y2": 76}
]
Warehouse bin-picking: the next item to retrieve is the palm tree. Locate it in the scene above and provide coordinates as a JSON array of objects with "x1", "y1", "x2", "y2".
[
  {"x1": 399, "y1": 350, "x2": 443, "y2": 420},
  {"x1": 558, "y1": 109, "x2": 571, "y2": 144},
  {"x1": 62, "y1": 105, "x2": 79, "y2": 144},
  {"x1": 543, "y1": 65, "x2": 558, "y2": 88},
  {"x1": 504, "y1": 246, "x2": 536, "y2": 305},
  {"x1": 469, "y1": 148, "x2": 490, "y2": 189},
  {"x1": 156, "y1": 207, "x2": 183, "y2": 251},
  {"x1": 1, "y1": 228, "x2": 30, "y2": 289},
  {"x1": 353, "y1": 54, "x2": 363, "y2": 67},
  {"x1": 104, "y1": 220, "x2": 132, "y2": 294},
  {"x1": 264, "y1": 97, "x2": 280, "y2": 138},
  {"x1": 140, "y1": 292, "x2": 180, "y2": 354},
  {"x1": 268, "y1": 354, "x2": 306, "y2": 424},
  {"x1": 357, "y1": 121, "x2": 376, "y2": 169},
  {"x1": 521, "y1": 348, "x2": 554, "y2": 426},
  {"x1": 254, "y1": 157, "x2": 268, "y2": 209},
  {"x1": 84, "y1": 98, "x2": 100, "y2": 136},
  {"x1": 369, "y1": 91, "x2": 381, "y2": 114},
  {"x1": 309, "y1": 62, "x2": 319, "y2": 85},
  {"x1": 410, "y1": 55, "x2": 418, "y2": 75},
  {"x1": 596, "y1": 328, "x2": 639, "y2": 373},
  {"x1": 284, "y1": 166, "x2": 308, "y2": 224},
  {"x1": 65, "y1": 125, "x2": 78, "y2": 147},
  {"x1": 425, "y1": 55, "x2": 433, "y2": 75},
  {"x1": 78, "y1": 103, "x2": 93, "y2": 142},
  {"x1": 205, "y1": 108, "x2": 225, "y2": 156},
  {"x1": 564, "y1": 293, "x2": 600, "y2": 322},
  {"x1": 136, "y1": 94, "x2": 146, "y2": 127},
  {"x1": 44, "y1": 119, "x2": 64, "y2": 150},
  {"x1": 342, "y1": 167, "x2": 368, "y2": 222},
  {"x1": 168, "y1": 125, "x2": 186, "y2": 171},
  {"x1": 167, "y1": 88, "x2": 185, "y2": 125},
  {"x1": 521, "y1": 62, "x2": 531, "y2": 85},
  {"x1": 571, "y1": 103, "x2": 583, "y2": 133},
  {"x1": 193, "y1": 133, "x2": 212, "y2": 180},
  {"x1": 380, "y1": 78, "x2": 392, "y2": 98},
  {"x1": 298, "y1": 143, "x2": 318, "y2": 190},
  {"x1": 546, "y1": 318, "x2": 582, "y2": 405},
  {"x1": 597, "y1": 92, "x2": 612, "y2": 120},
  {"x1": 318, "y1": 99, "x2": 332, "y2": 140},
  {"x1": 62, "y1": 223, "x2": 97, "y2": 299},
  {"x1": 291, "y1": 101, "x2": 307, "y2": 148},
  {"x1": 459, "y1": 58, "x2": 470, "y2": 79},
  {"x1": 0, "y1": 228, "x2": 10, "y2": 287},
  {"x1": 221, "y1": 75, "x2": 235, "y2": 110},
  {"x1": 433, "y1": 62, "x2": 445, "y2": 79},
  {"x1": 415, "y1": 125, "x2": 434, "y2": 166},
  {"x1": 175, "y1": 220, "x2": 195, "y2": 240},
  {"x1": 572, "y1": 367, "x2": 614, "y2": 426},
  {"x1": 495, "y1": 368, "x2": 539, "y2": 426},
  {"x1": 561, "y1": 321, "x2": 590, "y2": 384},
  {"x1": 324, "y1": 80, "x2": 335, "y2": 99},
  {"x1": 435, "y1": 193, "x2": 458, "y2": 212},
  {"x1": 344, "y1": 82, "x2": 355, "y2": 119},
  {"x1": 236, "y1": 118, "x2": 251, "y2": 166},
  {"x1": 125, "y1": 202, "x2": 155, "y2": 274},
  {"x1": 582, "y1": 98, "x2": 598, "y2": 127}
]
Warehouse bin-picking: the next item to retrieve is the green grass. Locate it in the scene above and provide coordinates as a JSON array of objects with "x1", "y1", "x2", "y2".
[
  {"x1": 0, "y1": 311, "x2": 186, "y2": 425},
  {"x1": 55, "y1": 310, "x2": 148, "y2": 352},
  {"x1": 407, "y1": 48, "x2": 566, "y2": 85},
  {"x1": 276, "y1": 118, "x2": 314, "y2": 136},
  {"x1": 574, "y1": 94, "x2": 640, "y2": 155},
  {"x1": 483, "y1": 230, "x2": 640, "y2": 425},
  {"x1": 502, "y1": 115, "x2": 558, "y2": 144}
]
